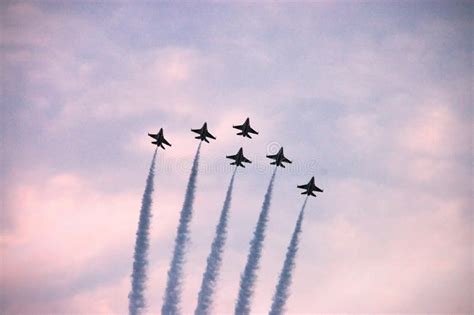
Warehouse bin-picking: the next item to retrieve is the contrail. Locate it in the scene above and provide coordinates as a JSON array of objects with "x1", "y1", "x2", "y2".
[
  {"x1": 235, "y1": 168, "x2": 277, "y2": 315},
  {"x1": 128, "y1": 149, "x2": 157, "y2": 315},
  {"x1": 269, "y1": 198, "x2": 308, "y2": 315},
  {"x1": 162, "y1": 143, "x2": 201, "y2": 315},
  {"x1": 195, "y1": 167, "x2": 238, "y2": 315}
]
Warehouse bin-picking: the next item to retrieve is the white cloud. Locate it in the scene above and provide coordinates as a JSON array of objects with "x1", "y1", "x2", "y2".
[{"x1": 1, "y1": 1, "x2": 472, "y2": 314}]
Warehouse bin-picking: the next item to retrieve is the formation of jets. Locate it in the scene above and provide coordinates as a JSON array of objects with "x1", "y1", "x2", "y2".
[{"x1": 148, "y1": 117, "x2": 323, "y2": 197}]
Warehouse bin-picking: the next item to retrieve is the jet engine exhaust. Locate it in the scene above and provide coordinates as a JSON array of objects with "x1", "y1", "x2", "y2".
[
  {"x1": 269, "y1": 198, "x2": 308, "y2": 315},
  {"x1": 162, "y1": 143, "x2": 202, "y2": 315},
  {"x1": 234, "y1": 168, "x2": 277, "y2": 315},
  {"x1": 195, "y1": 167, "x2": 238, "y2": 314},
  {"x1": 128, "y1": 149, "x2": 157, "y2": 315}
]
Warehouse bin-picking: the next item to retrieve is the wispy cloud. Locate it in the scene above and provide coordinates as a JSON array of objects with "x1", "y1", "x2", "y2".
[{"x1": 1, "y1": 1, "x2": 472, "y2": 314}]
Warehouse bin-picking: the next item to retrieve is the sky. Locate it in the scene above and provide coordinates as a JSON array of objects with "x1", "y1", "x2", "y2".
[{"x1": 1, "y1": 1, "x2": 472, "y2": 314}]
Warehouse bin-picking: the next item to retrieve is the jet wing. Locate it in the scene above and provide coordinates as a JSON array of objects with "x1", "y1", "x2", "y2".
[
  {"x1": 191, "y1": 128, "x2": 202, "y2": 134},
  {"x1": 282, "y1": 156, "x2": 292, "y2": 163},
  {"x1": 248, "y1": 126, "x2": 258, "y2": 134},
  {"x1": 148, "y1": 133, "x2": 158, "y2": 139},
  {"x1": 266, "y1": 153, "x2": 278, "y2": 159},
  {"x1": 233, "y1": 124, "x2": 244, "y2": 130},
  {"x1": 205, "y1": 130, "x2": 216, "y2": 139},
  {"x1": 314, "y1": 185, "x2": 323, "y2": 192},
  {"x1": 242, "y1": 156, "x2": 251, "y2": 163},
  {"x1": 226, "y1": 153, "x2": 238, "y2": 160},
  {"x1": 297, "y1": 183, "x2": 309, "y2": 189},
  {"x1": 162, "y1": 137, "x2": 171, "y2": 146}
]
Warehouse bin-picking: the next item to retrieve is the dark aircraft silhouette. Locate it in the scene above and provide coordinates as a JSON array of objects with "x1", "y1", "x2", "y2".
[
  {"x1": 266, "y1": 147, "x2": 292, "y2": 168},
  {"x1": 191, "y1": 122, "x2": 216, "y2": 143},
  {"x1": 297, "y1": 176, "x2": 323, "y2": 197},
  {"x1": 233, "y1": 118, "x2": 259, "y2": 138},
  {"x1": 226, "y1": 147, "x2": 252, "y2": 168},
  {"x1": 148, "y1": 128, "x2": 171, "y2": 149}
]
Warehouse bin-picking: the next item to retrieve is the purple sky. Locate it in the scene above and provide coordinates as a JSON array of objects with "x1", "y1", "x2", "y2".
[{"x1": 1, "y1": 1, "x2": 472, "y2": 314}]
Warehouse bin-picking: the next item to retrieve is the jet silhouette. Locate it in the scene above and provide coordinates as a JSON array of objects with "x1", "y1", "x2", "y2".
[
  {"x1": 226, "y1": 147, "x2": 252, "y2": 168},
  {"x1": 266, "y1": 147, "x2": 292, "y2": 168},
  {"x1": 148, "y1": 128, "x2": 171, "y2": 150},
  {"x1": 191, "y1": 122, "x2": 216, "y2": 143},
  {"x1": 233, "y1": 118, "x2": 259, "y2": 138},
  {"x1": 297, "y1": 176, "x2": 323, "y2": 197}
]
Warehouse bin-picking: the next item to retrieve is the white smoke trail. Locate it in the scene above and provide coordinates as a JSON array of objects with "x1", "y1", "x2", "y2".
[
  {"x1": 162, "y1": 143, "x2": 201, "y2": 315},
  {"x1": 234, "y1": 168, "x2": 277, "y2": 315},
  {"x1": 195, "y1": 168, "x2": 238, "y2": 315},
  {"x1": 128, "y1": 149, "x2": 157, "y2": 315},
  {"x1": 268, "y1": 198, "x2": 308, "y2": 315}
]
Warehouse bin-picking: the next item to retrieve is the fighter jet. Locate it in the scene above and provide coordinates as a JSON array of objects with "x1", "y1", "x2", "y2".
[
  {"x1": 226, "y1": 147, "x2": 252, "y2": 168},
  {"x1": 266, "y1": 147, "x2": 292, "y2": 168},
  {"x1": 191, "y1": 122, "x2": 216, "y2": 143},
  {"x1": 148, "y1": 128, "x2": 171, "y2": 150},
  {"x1": 233, "y1": 117, "x2": 259, "y2": 138},
  {"x1": 297, "y1": 176, "x2": 323, "y2": 197}
]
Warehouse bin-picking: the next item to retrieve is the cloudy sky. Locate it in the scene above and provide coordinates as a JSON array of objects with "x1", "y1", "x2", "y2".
[{"x1": 1, "y1": 1, "x2": 472, "y2": 314}]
